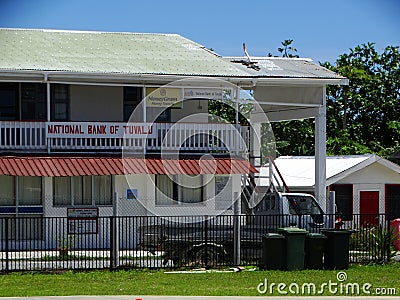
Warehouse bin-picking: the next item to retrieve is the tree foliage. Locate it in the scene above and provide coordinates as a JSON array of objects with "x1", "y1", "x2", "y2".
[
  {"x1": 271, "y1": 41, "x2": 400, "y2": 159},
  {"x1": 268, "y1": 39, "x2": 299, "y2": 58},
  {"x1": 323, "y1": 43, "x2": 400, "y2": 157},
  {"x1": 208, "y1": 40, "x2": 400, "y2": 160}
]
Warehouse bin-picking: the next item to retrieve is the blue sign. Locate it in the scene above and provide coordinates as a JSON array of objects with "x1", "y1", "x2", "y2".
[{"x1": 127, "y1": 189, "x2": 138, "y2": 200}]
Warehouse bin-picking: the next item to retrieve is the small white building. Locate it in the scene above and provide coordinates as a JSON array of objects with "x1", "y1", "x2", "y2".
[{"x1": 260, "y1": 155, "x2": 400, "y2": 224}]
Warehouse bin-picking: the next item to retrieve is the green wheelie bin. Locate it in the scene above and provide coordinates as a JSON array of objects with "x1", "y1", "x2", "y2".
[
  {"x1": 277, "y1": 227, "x2": 308, "y2": 270},
  {"x1": 305, "y1": 233, "x2": 327, "y2": 269},
  {"x1": 261, "y1": 233, "x2": 285, "y2": 270},
  {"x1": 321, "y1": 229, "x2": 352, "y2": 269}
]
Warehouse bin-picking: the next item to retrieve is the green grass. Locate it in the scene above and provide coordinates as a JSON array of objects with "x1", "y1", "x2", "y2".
[{"x1": 0, "y1": 264, "x2": 399, "y2": 297}]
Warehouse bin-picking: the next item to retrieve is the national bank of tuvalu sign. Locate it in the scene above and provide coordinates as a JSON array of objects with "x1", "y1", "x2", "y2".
[{"x1": 46, "y1": 122, "x2": 156, "y2": 138}]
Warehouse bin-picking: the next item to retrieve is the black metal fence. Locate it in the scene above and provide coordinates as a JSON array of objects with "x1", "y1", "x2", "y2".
[{"x1": 0, "y1": 213, "x2": 396, "y2": 272}]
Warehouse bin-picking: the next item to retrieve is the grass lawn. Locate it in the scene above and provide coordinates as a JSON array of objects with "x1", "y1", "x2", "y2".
[{"x1": 0, "y1": 264, "x2": 399, "y2": 297}]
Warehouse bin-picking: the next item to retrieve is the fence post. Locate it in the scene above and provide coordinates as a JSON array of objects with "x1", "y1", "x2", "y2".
[
  {"x1": 110, "y1": 192, "x2": 119, "y2": 269},
  {"x1": 233, "y1": 192, "x2": 241, "y2": 266},
  {"x1": 4, "y1": 217, "x2": 9, "y2": 272},
  {"x1": 204, "y1": 216, "x2": 208, "y2": 267},
  {"x1": 328, "y1": 191, "x2": 336, "y2": 228}
]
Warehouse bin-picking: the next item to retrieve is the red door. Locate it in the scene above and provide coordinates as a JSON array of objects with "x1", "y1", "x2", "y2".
[{"x1": 360, "y1": 191, "x2": 379, "y2": 227}]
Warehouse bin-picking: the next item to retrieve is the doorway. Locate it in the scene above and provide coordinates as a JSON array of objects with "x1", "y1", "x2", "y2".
[{"x1": 360, "y1": 191, "x2": 379, "y2": 226}]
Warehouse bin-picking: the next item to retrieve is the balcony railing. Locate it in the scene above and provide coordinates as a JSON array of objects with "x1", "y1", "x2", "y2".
[{"x1": 0, "y1": 121, "x2": 250, "y2": 154}]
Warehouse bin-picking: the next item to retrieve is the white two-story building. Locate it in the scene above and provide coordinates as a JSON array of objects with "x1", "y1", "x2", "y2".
[{"x1": 0, "y1": 28, "x2": 347, "y2": 246}]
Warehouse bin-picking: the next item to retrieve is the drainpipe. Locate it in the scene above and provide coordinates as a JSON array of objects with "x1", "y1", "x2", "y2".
[{"x1": 235, "y1": 87, "x2": 239, "y2": 156}]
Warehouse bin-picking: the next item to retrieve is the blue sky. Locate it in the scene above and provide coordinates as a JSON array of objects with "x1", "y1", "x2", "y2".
[{"x1": 0, "y1": 0, "x2": 398, "y2": 63}]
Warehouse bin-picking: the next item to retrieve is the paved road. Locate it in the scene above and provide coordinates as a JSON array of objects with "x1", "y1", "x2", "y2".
[{"x1": 1, "y1": 296, "x2": 400, "y2": 300}]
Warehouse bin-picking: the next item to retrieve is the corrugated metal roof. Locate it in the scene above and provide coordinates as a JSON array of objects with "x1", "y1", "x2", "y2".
[
  {"x1": 224, "y1": 57, "x2": 345, "y2": 79},
  {"x1": 0, "y1": 28, "x2": 346, "y2": 81},
  {"x1": 0, "y1": 28, "x2": 248, "y2": 77},
  {"x1": 259, "y1": 155, "x2": 400, "y2": 188},
  {"x1": 0, "y1": 156, "x2": 257, "y2": 176}
]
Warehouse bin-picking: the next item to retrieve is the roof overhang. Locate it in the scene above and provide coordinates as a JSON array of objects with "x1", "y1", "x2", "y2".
[{"x1": 0, "y1": 156, "x2": 257, "y2": 176}]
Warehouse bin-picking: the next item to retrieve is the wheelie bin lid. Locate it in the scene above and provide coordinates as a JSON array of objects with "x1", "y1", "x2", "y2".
[
  {"x1": 277, "y1": 227, "x2": 308, "y2": 234},
  {"x1": 321, "y1": 229, "x2": 352, "y2": 235},
  {"x1": 307, "y1": 233, "x2": 327, "y2": 239},
  {"x1": 263, "y1": 233, "x2": 285, "y2": 239}
]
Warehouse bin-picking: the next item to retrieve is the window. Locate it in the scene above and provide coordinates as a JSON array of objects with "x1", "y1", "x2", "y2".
[
  {"x1": 21, "y1": 83, "x2": 47, "y2": 120},
  {"x1": 72, "y1": 176, "x2": 92, "y2": 206},
  {"x1": 51, "y1": 84, "x2": 69, "y2": 121},
  {"x1": 1, "y1": 83, "x2": 70, "y2": 121},
  {"x1": 123, "y1": 87, "x2": 142, "y2": 122},
  {"x1": 93, "y1": 175, "x2": 112, "y2": 205},
  {"x1": 0, "y1": 176, "x2": 42, "y2": 206},
  {"x1": 155, "y1": 175, "x2": 204, "y2": 206},
  {"x1": 53, "y1": 176, "x2": 112, "y2": 206},
  {"x1": 387, "y1": 185, "x2": 400, "y2": 220},
  {"x1": 0, "y1": 176, "x2": 43, "y2": 241},
  {"x1": 0, "y1": 83, "x2": 18, "y2": 120},
  {"x1": 18, "y1": 177, "x2": 42, "y2": 205},
  {"x1": 286, "y1": 195, "x2": 323, "y2": 215},
  {"x1": 53, "y1": 177, "x2": 70, "y2": 206},
  {"x1": 330, "y1": 184, "x2": 353, "y2": 221},
  {"x1": 0, "y1": 176, "x2": 15, "y2": 205}
]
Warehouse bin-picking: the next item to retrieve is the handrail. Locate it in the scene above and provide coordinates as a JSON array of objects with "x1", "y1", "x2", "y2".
[{"x1": 268, "y1": 156, "x2": 290, "y2": 193}]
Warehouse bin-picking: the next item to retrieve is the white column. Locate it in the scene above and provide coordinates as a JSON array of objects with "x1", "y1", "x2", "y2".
[
  {"x1": 235, "y1": 87, "x2": 239, "y2": 156},
  {"x1": 315, "y1": 87, "x2": 327, "y2": 211},
  {"x1": 249, "y1": 120, "x2": 262, "y2": 169}
]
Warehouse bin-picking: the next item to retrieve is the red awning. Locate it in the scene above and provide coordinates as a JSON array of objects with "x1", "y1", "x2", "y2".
[{"x1": 0, "y1": 156, "x2": 257, "y2": 176}]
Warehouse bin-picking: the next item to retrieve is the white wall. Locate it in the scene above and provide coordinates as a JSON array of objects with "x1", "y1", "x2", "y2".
[
  {"x1": 70, "y1": 85, "x2": 123, "y2": 121},
  {"x1": 171, "y1": 99, "x2": 208, "y2": 122},
  {"x1": 114, "y1": 174, "x2": 148, "y2": 216}
]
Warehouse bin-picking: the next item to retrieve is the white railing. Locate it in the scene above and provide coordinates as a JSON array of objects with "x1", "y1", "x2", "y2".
[
  {"x1": 0, "y1": 121, "x2": 250, "y2": 154},
  {"x1": 0, "y1": 121, "x2": 47, "y2": 150}
]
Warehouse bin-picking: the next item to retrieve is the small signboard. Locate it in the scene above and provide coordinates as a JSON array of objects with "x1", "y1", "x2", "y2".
[
  {"x1": 127, "y1": 189, "x2": 138, "y2": 200},
  {"x1": 68, "y1": 219, "x2": 98, "y2": 235},
  {"x1": 146, "y1": 87, "x2": 182, "y2": 108},
  {"x1": 67, "y1": 208, "x2": 98, "y2": 234}
]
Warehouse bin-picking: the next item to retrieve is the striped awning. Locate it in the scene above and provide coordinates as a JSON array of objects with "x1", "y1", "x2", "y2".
[{"x1": 0, "y1": 156, "x2": 257, "y2": 176}]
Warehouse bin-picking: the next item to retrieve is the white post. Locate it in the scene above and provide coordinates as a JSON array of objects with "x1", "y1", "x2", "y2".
[
  {"x1": 143, "y1": 87, "x2": 147, "y2": 154},
  {"x1": 45, "y1": 74, "x2": 51, "y2": 153},
  {"x1": 233, "y1": 191, "x2": 241, "y2": 266},
  {"x1": 249, "y1": 121, "x2": 262, "y2": 169},
  {"x1": 315, "y1": 87, "x2": 327, "y2": 211},
  {"x1": 235, "y1": 87, "x2": 239, "y2": 156}
]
